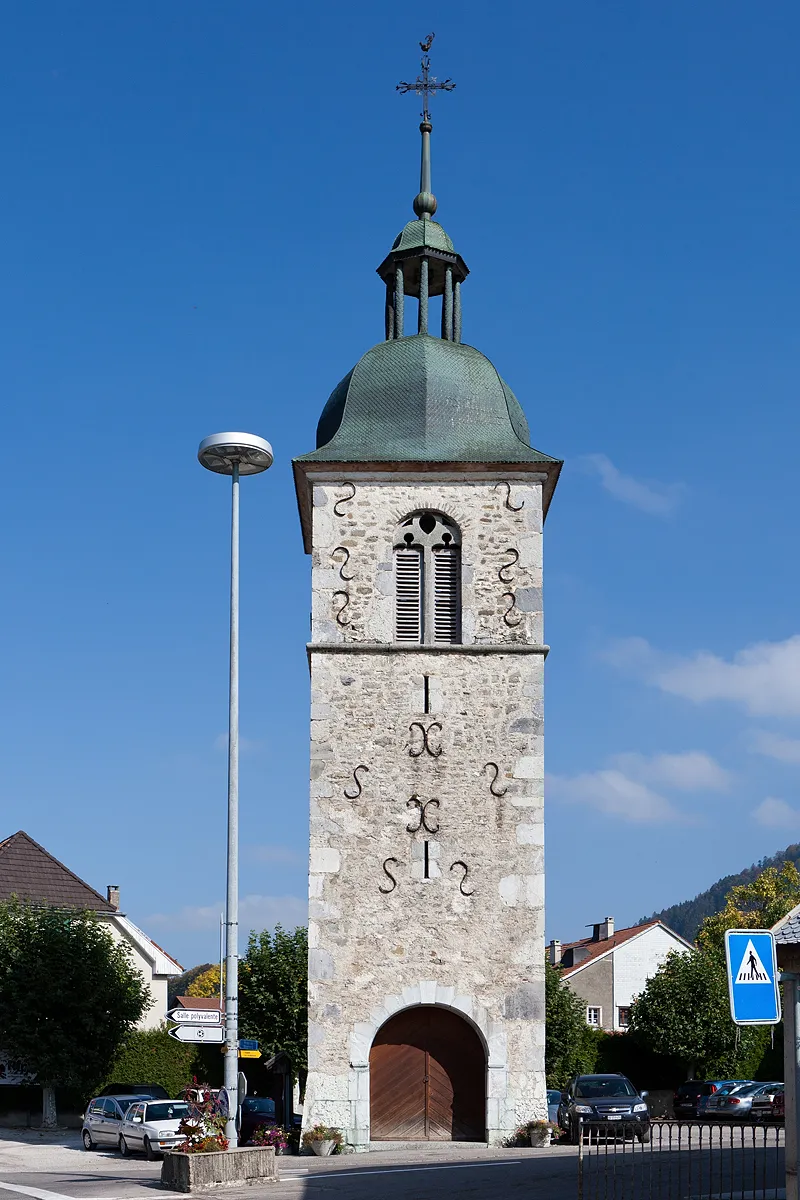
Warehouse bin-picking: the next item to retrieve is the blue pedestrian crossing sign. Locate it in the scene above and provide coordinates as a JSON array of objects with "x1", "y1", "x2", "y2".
[{"x1": 724, "y1": 929, "x2": 781, "y2": 1025}]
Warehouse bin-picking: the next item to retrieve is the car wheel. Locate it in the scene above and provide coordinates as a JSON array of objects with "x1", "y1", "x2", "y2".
[
  {"x1": 570, "y1": 1118, "x2": 581, "y2": 1145},
  {"x1": 144, "y1": 1136, "x2": 158, "y2": 1162},
  {"x1": 118, "y1": 1136, "x2": 130, "y2": 1157},
  {"x1": 82, "y1": 1130, "x2": 94, "y2": 1151},
  {"x1": 638, "y1": 1128, "x2": 651, "y2": 1144}
]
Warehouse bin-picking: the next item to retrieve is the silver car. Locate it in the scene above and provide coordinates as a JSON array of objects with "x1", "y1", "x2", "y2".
[
  {"x1": 119, "y1": 1099, "x2": 191, "y2": 1159},
  {"x1": 82, "y1": 1095, "x2": 149, "y2": 1150},
  {"x1": 706, "y1": 1082, "x2": 780, "y2": 1119}
]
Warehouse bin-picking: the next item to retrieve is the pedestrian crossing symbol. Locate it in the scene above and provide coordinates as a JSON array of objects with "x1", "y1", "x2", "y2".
[
  {"x1": 724, "y1": 929, "x2": 781, "y2": 1025},
  {"x1": 735, "y1": 939, "x2": 771, "y2": 984}
]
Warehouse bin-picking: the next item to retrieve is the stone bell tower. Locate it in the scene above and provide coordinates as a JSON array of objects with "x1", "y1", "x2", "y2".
[{"x1": 292, "y1": 38, "x2": 561, "y2": 1150}]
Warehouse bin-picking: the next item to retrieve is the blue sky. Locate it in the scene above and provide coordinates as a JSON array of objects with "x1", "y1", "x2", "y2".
[{"x1": 2, "y1": 1, "x2": 800, "y2": 969}]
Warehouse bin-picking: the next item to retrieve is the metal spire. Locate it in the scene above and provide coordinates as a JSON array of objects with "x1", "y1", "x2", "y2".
[{"x1": 397, "y1": 33, "x2": 455, "y2": 220}]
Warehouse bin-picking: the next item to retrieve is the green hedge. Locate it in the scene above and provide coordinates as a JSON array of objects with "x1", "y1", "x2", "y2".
[{"x1": 100, "y1": 1024, "x2": 198, "y2": 1099}]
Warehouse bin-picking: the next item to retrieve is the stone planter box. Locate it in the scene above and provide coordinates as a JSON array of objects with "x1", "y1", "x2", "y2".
[
  {"x1": 161, "y1": 1147, "x2": 276, "y2": 1192},
  {"x1": 529, "y1": 1129, "x2": 551, "y2": 1147},
  {"x1": 309, "y1": 1139, "x2": 336, "y2": 1156}
]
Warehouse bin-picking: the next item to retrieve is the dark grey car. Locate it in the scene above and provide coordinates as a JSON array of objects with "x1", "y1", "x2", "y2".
[{"x1": 558, "y1": 1074, "x2": 650, "y2": 1143}]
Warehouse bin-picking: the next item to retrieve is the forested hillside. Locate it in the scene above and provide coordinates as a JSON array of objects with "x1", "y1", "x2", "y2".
[{"x1": 640, "y1": 844, "x2": 800, "y2": 941}]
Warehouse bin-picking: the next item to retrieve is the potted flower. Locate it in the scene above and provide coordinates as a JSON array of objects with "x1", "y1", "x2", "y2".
[
  {"x1": 249, "y1": 1125, "x2": 289, "y2": 1154},
  {"x1": 301, "y1": 1124, "x2": 343, "y2": 1156},
  {"x1": 525, "y1": 1119, "x2": 554, "y2": 1147}
]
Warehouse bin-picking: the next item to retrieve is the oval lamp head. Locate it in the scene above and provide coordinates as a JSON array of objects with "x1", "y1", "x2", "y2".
[{"x1": 198, "y1": 432, "x2": 274, "y2": 476}]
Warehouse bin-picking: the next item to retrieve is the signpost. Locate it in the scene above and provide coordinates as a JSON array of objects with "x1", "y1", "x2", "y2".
[
  {"x1": 724, "y1": 929, "x2": 781, "y2": 1025},
  {"x1": 239, "y1": 1039, "x2": 258, "y2": 1051},
  {"x1": 168, "y1": 1025, "x2": 226, "y2": 1044},
  {"x1": 238, "y1": 1049, "x2": 261, "y2": 1059},
  {"x1": 167, "y1": 1008, "x2": 222, "y2": 1026}
]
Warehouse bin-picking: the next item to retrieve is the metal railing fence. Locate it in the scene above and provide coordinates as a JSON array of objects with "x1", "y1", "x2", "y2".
[{"x1": 577, "y1": 1119, "x2": 784, "y2": 1200}]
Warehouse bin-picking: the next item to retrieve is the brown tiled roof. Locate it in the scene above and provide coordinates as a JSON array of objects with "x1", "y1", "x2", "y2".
[
  {"x1": 560, "y1": 921, "x2": 661, "y2": 977},
  {"x1": 176, "y1": 995, "x2": 223, "y2": 1011},
  {"x1": 0, "y1": 831, "x2": 116, "y2": 911}
]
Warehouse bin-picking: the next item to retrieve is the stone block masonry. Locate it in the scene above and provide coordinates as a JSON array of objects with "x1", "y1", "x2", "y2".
[{"x1": 302, "y1": 476, "x2": 548, "y2": 1149}]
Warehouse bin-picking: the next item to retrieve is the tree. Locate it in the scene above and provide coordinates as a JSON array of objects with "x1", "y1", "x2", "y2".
[
  {"x1": 187, "y1": 965, "x2": 224, "y2": 999},
  {"x1": 545, "y1": 960, "x2": 598, "y2": 1089},
  {"x1": 697, "y1": 863, "x2": 800, "y2": 958},
  {"x1": 0, "y1": 901, "x2": 151, "y2": 1126},
  {"x1": 630, "y1": 949, "x2": 767, "y2": 1079},
  {"x1": 238, "y1": 926, "x2": 308, "y2": 1079},
  {"x1": 102, "y1": 1025, "x2": 197, "y2": 1099}
]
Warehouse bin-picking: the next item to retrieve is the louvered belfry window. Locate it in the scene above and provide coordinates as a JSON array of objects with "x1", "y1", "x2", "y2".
[{"x1": 394, "y1": 512, "x2": 461, "y2": 645}]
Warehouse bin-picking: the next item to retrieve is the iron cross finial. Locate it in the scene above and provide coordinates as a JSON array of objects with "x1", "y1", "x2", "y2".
[{"x1": 397, "y1": 32, "x2": 456, "y2": 123}]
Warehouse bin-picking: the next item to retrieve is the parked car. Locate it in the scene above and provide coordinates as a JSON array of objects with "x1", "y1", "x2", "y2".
[
  {"x1": 547, "y1": 1090, "x2": 561, "y2": 1123},
  {"x1": 706, "y1": 1082, "x2": 780, "y2": 1120},
  {"x1": 82, "y1": 1094, "x2": 151, "y2": 1150},
  {"x1": 238, "y1": 1096, "x2": 278, "y2": 1145},
  {"x1": 751, "y1": 1083, "x2": 783, "y2": 1122},
  {"x1": 558, "y1": 1074, "x2": 650, "y2": 1143},
  {"x1": 772, "y1": 1090, "x2": 785, "y2": 1122},
  {"x1": 119, "y1": 1099, "x2": 191, "y2": 1159},
  {"x1": 673, "y1": 1081, "x2": 708, "y2": 1119},
  {"x1": 100, "y1": 1083, "x2": 170, "y2": 1100},
  {"x1": 696, "y1": 1080, "x2": 749, "y2": 1117}
]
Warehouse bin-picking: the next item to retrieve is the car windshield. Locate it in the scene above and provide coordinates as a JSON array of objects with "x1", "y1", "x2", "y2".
[
  {"x1": 677, "y1": 1084, "x2": 702, "y2": 1096},
  {"x1": 547, "y1": 1090, "x2": 561, "y2": 1103},
  {"x1": 145, "y1": 1103, "x2": 190, "y2": 1122},
  {"x1": 243, "y1": 1099, "x2": 276, "y2": 1114},
  {"x1": 575, "y1": 1078, "x2": 637, "y2": 1099}
]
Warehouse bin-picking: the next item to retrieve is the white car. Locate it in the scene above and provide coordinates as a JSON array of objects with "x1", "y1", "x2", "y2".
[{"x1": 118, "y1": 1099, "x2": 191, "y2": 1159}]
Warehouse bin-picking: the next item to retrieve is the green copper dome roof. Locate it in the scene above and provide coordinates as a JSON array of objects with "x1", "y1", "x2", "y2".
[
  {"x1": 391, "y1": 218, "x2": 454, "y2": 254},
  {"x1": 296, "y1": 335, "x2": 559, "y2": 465}
]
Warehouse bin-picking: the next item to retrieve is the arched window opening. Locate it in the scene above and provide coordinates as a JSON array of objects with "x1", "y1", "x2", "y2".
[{"x1": 394, "y1": 513, "x2": 461, "y2": 645}]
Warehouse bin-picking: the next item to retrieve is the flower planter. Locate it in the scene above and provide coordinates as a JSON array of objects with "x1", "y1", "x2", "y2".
[
  {"x1": 309, "y1": 1139, "x2": 336, "y2": 1157},
  {"x1": 161, "y1": 1147, "x2": 276, "y2": 1192},
  {"x1": 529, "y1": 1129, "x2": 551, "y2": 1147}
]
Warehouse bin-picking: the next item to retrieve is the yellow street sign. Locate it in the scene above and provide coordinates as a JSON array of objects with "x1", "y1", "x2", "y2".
[{"x1": 238, "y1": 1049, "x2": 261, "y2": 1058}]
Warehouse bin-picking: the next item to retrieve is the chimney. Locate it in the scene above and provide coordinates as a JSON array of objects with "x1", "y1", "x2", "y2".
[
  {"x1": 107, "y1": 885, "x2": 120, "y2": 910},
  {"x1": 548, "y1": 939, "x2": 562, "y2": 966},
  {"x1": 601, "y1": 916, "x2": 614, "y2": 940}
]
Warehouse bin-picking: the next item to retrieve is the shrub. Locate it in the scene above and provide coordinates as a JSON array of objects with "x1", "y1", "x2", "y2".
[
  {"x1": 100, "y1": 1024, "x2": 197, "y2": 1100},
  {"x1": 301, "y1": 1124, "x2": 343, "y2": 1147}
]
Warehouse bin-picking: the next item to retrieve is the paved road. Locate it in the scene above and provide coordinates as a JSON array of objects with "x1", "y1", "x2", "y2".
[{"x1": 0, "y1": 1132, "x2": 581, "y2": 1200}]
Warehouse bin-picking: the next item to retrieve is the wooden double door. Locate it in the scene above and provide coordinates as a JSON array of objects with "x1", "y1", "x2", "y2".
[{"x1": 369, "y1": 1007, "x2": 485, "y2": 1141}]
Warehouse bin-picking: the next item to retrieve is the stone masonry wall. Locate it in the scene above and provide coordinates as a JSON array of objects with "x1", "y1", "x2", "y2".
[{"x1": 302, "y1": 477, "x2": 547, "y2": 1148}]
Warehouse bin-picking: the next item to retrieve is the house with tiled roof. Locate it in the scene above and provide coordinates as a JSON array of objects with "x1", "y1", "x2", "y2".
[
  {"x1": 0, "y1": 831, "x2": 182, "y2": 1030},
  {"x1": 551, "y1": 916, "x2": 693, "y2": 1033}
]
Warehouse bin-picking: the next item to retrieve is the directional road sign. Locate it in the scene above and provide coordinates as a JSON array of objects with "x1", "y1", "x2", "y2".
[
  {"x1": 239, "y1": 1039, "x2": 258, "y2": 1050},
  {"x1": 167, "y1": 1008, "x2": 222, "y2": 1025},
  {"x1": 725, "y1": 929, "x2": 781, "y2": 1025},
  {"x1": 168, "y1": 1024, "x2": 226, "y2": 1044},
  {"x1": 238, "y1": 1049, "x2": 261, "y2": 1059}
]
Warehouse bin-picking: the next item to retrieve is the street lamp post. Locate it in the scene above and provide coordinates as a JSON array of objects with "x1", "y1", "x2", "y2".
[{"x1": 198, "y1": 432, "x2": 273, "y2": 1149}]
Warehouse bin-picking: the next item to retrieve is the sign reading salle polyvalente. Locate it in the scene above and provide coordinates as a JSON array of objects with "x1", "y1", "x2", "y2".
[{"x1": 167, "y1": 1007, "x2": 222, "y2": 1026}]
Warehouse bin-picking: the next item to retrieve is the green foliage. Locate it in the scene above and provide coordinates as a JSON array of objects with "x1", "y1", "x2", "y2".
[
  {"x1": 697, "y1": 863, "x2": 800, "y2": 958},
  {"x1": 239, "y1": 926, "x2": 308, "y2": 1078},
  {"x1": 301, "y1": 1123, "x2": 343, "y2": 1147},
  {"x1": 630, "y1": 948, "x2": 768, "y2": 1078},
  {"x1": 102, "y1": 1025, "x2": 197, "y2": 1099},
  {"x1": 593, "y1": 1031, "x2": 683, "y2": 1090},
  {"x1": 0, "y1": 900, "x2": 150, "y2": 1094},
  {"x1": 641, "y1": 845, "x2": 800, "y2": 941},
  {"x1": 545, "y1": 960, "x2": 598, "y2": 1088}
]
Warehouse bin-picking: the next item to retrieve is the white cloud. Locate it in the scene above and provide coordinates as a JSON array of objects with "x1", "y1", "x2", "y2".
[
  {"x1": 581, "y1": 454, "x2": 685, "y2": 516},
  {"x1": 753, "y1": 797, "x2": 800, "y2": 829},
  {"x1": 606, "y1": 633, "x2": 800, "y2": 718},
  {"x1": 749, "y1": 731, "x2": 800, "y2": 764},
  {"x1": 247, "y1": 844, "x2": 305, "y2": 866},
  {"x1": 147, "y1": 893, "x2": 307, "y2": 933},
  {"x1": 611, "y1": 751, "x2": 731, "y2": 791},
  {"x1": 547, "y1": 770, "x2": 684, "y2": 824}
]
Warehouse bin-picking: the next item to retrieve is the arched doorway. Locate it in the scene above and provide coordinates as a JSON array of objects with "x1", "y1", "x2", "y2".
[{"x1": 369, "y1": 1007, "x2": 486, "y2": 1141}]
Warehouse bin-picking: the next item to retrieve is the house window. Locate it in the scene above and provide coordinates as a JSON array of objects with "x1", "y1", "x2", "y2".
[
  {"x1": 586, "y1": 1007, "x2": 602, "y2": 1027},
  {"x1": 394, "y1": 512, "x2": 461, "y2": 645},
  {"x1": 618, "y1": 1007, "x2": 631, "y2": 1029}
]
